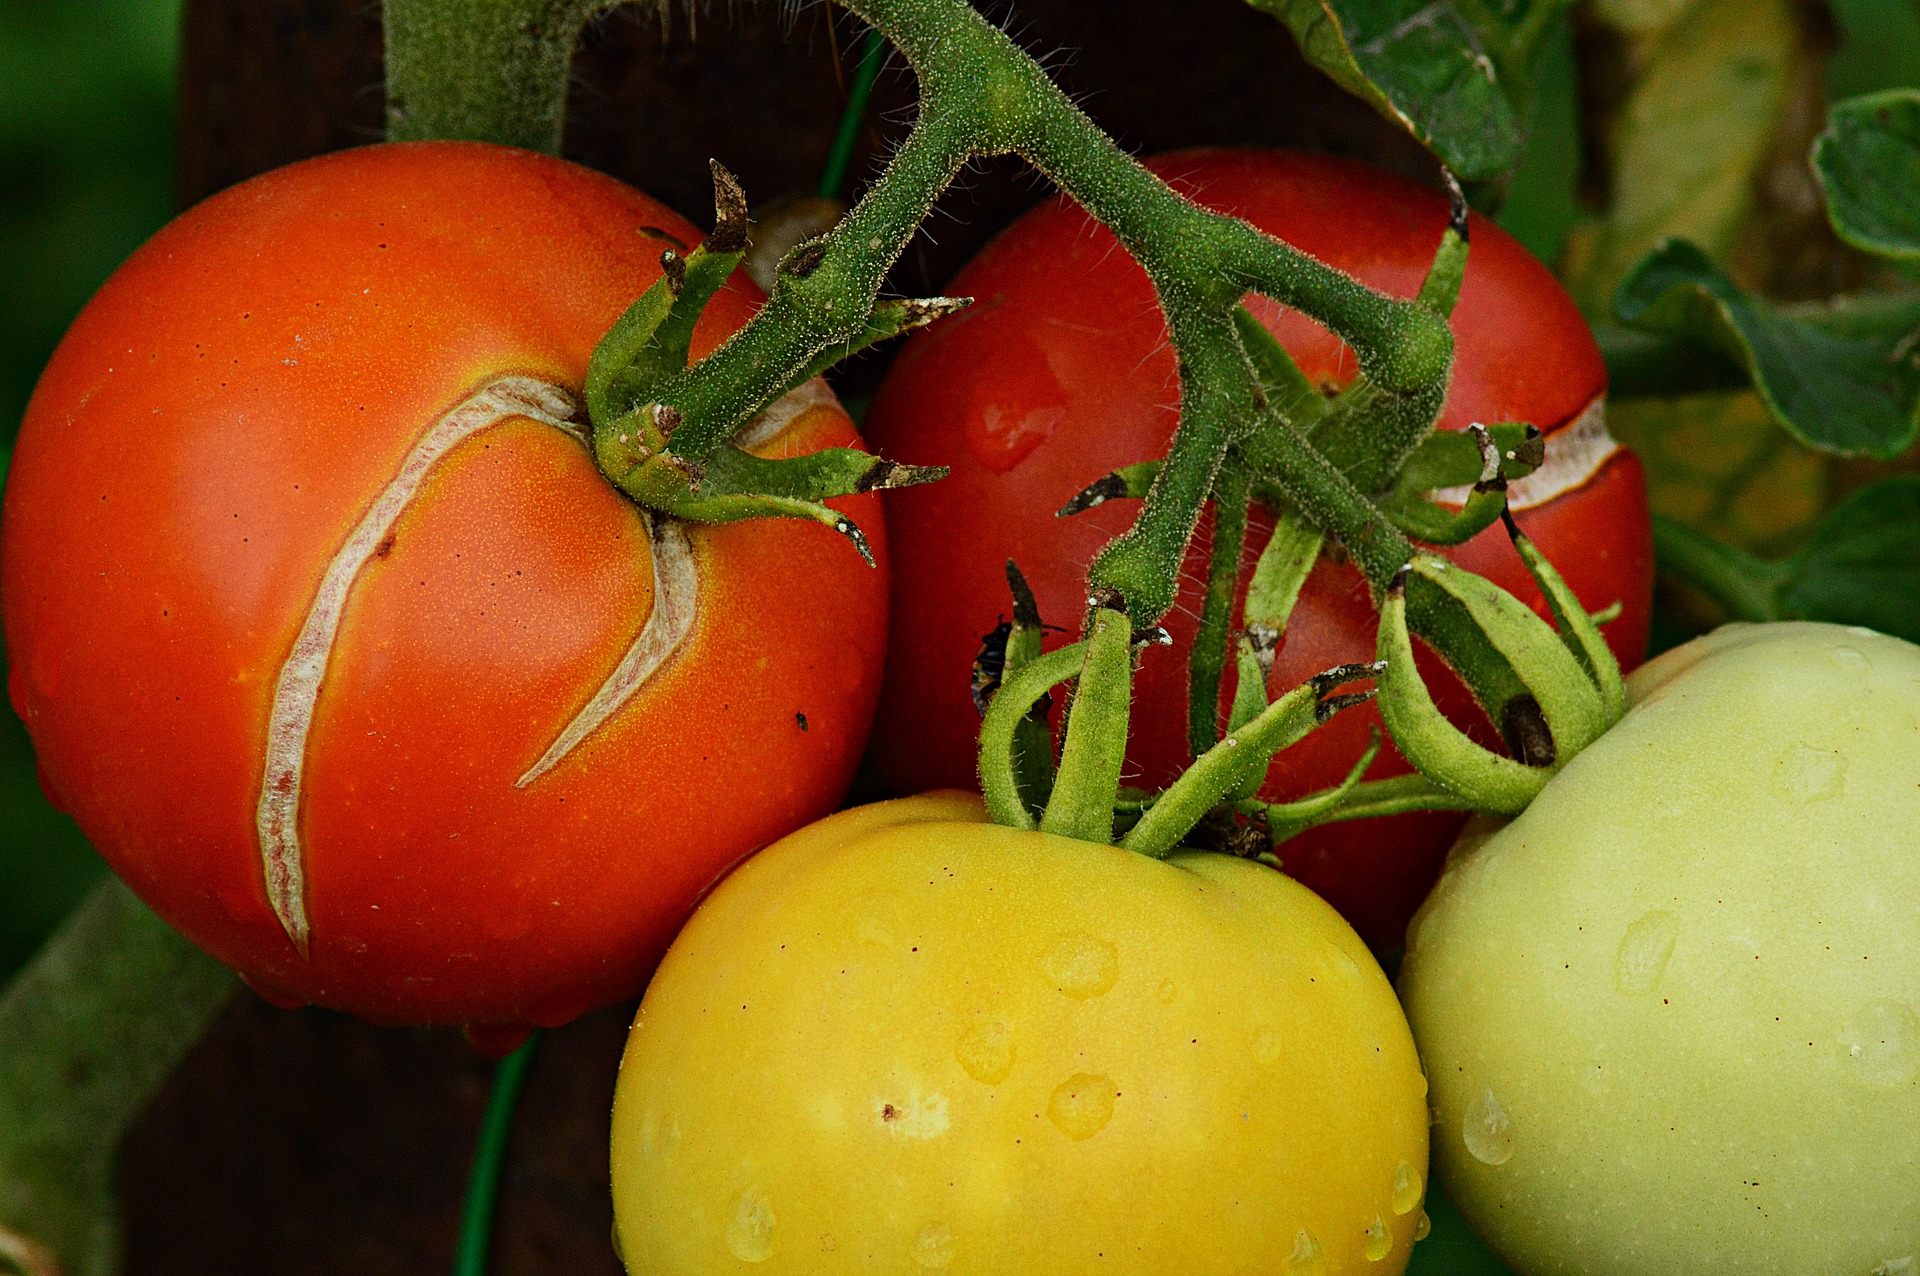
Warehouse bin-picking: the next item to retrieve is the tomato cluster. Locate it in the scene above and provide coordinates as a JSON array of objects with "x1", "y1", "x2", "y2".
[
  {"x1": 5, "y1": 136, "x2": 1675, "y2": 1274},
  {"x1": 863, "y1": 149, "x2": 1654, "y2": 948}
]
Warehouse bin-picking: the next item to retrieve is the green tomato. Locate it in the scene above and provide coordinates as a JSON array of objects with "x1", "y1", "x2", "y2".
[
  {"x1": 610, "y1": 791, "x2": 1429, "y2": 1274},
  {"x1": 1400, "y1": 622, "x2": 1920, "y2": 1274}
]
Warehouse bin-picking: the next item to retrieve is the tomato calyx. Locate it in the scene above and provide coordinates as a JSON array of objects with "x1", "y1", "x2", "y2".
[{"x1": 581, "y1": 162, "x2": 954, "y2": 557}]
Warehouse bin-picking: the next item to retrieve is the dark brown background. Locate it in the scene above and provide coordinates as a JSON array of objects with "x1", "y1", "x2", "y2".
[{"x1": 125, "y1": 4, "x2": 1426, "y2": 1271}]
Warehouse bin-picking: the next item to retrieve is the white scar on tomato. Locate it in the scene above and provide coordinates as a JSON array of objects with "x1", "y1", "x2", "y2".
[
  {"x1": 1432, "y1": 393, "x2": 1617, "y2": 510},
  {"x1": 258, "y1": 376, "x2": 581, "y2": 954},
  {"x1": 515, "y1": 512, "x2": 696, "y2": 787},
  {"x1": 257, "y1": 377, "x2": 830, "y2": 954}
]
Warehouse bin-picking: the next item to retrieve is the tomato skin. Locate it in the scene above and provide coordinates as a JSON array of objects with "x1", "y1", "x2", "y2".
[
  {"x1": 1, "y1": 142, "x2": 887, "y2": 1028},
  {"x1": 611, "y1": 792, "x2": 1430, "y2": 1273},
  {"x1": 863, "y1": 148, "x2": 1653, "y2": 950}
]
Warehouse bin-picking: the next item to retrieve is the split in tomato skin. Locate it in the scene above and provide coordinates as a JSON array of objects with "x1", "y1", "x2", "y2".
[
  {"x1": 863, "y1": 148, "x2": 1653, "y2": 951},
  {"x1": 1, "y1": 142, "x2": 889, "y2": 1030}
]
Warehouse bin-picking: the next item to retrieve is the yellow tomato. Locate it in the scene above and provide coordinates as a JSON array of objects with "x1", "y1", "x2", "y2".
[{"x1": 610, "y1": 792, "x2": 1428, "y2": 1274}]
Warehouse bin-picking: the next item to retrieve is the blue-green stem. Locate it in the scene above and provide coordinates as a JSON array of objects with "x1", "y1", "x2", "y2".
[{"x1": 452, "y1": 1032, "x2": 541, "y2": 1276}]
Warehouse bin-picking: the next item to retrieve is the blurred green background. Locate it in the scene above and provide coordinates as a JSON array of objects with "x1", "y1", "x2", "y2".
[
  {"x1": 1, "y1": 0, "x2": 182, "y2": 979},
  {"x1": 2, "y1": 0, "x2": 1919, "y2": 986}
]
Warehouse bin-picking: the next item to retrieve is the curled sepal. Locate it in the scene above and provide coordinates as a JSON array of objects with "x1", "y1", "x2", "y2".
[
  {"x1": 1268, "y1": 770, "x2": 1479, "y2": 845},
  {"x1": 697, "y1": 443, "x2": 947, "y2": 502},
  {"x1": 1503, "y1": 509, "x2": 1627, "y2": 724},
  {"x1": 1381, "y1": 423, "x2": 1514, "y2": 545},
  {"x1": 979, "y1": 641, "x2": 1087, "y2": 830},
  {"x1": 1260, "y1": 726, "x2": 1384, "y2": 846},
  {"x1": 1120, "y1": 663, "x2": 1378, "y2": 860},
  {"x1": 1226, "y1": 635, "x2": 1271, "y2": 737},
  {"x1": 1058, "y1": 461, "x2": 1160, "y2": 516},
  {"x1": 1039, "y1": 607, "x2": 1134, "y2": 844},
  {"x1": 653, "y1": 488, "x2": 877, "y2": 567},
  {"x1": 972, "y1": 561, "x2": 1058, "y2": 819},
  {"x1": 1378, "y1": 556, "x2": 1604, "y2": 814},
  {"x1": 775, "y1": 297, "x2": 972, "y2": 401},
  {"x1": 1414, "y1": 169, "x2": 1471, "y2": 319},
  {"x1": 1377, "y1": 569, "x2": 1545, "y2": 814},
  {"x1": 587, "y1": 162, "x2": 751, "y2": 427}
]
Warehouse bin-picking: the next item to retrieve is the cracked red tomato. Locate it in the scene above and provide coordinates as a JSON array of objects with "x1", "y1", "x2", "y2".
[
  {"x1": 1, "y1": 142, "x2": 887, "y2": 1033},
  {"x1": 864, "y1": 148, "x2": 1652, "y2": 951}
]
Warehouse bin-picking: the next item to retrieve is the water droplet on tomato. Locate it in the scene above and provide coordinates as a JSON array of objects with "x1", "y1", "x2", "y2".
[
  {"x1": 1039, "y1": 932, "x2": 1118, "y2": 999},
  {"x1": 1047, "y1": 1073, "x2": 1118, "y2": 1140},
  {"x1": 725, "y1": 1189, "x2": 776, "y2": 1262},
  {"x1": 1285, "y1": 1228, "x2": 1327, "y2": 1275},
  {"x1": 1324, "y1": 943, "x2": 1363, "y2": 982},
  {"x1": 1391, "y1": 1162, "x2": 1422, "y2": 1214},
  {"x1": 1840, "y1": 1002, "x2": 1920, "y2": 1087},
  {"x1": 1777, "y1": 743, "x2": 1846, "y2": 804},
  {"x1": 1615, "y1": 909, "x2": 1679, "y2": 996},
  {"x1": 912, "y1": 1222, "x2": 957, "y2": 1268},
  {"x1": 1156, "y1": 978, "x2": 1178, "y2": 1004},
  {"x1": 1870, "y1": 1258, "x2": 1914, "y2": 1275},
  {"x1": 1463, "y1": 1087, "x2": 1514, "y2": 1165},
  {"x1": 1830, "y1": 644, "x2": 1871, "y2": 671},
  {"x1": 1364, "y1": 1214, "x2": 1392, "y2": 1261},
  {"x1": 1413, "y1": 1211, "x2": 1432, "y2": 1242},
  {"x1": 1253, "y1": 1028, "x2": 1283, "y2": 1063},
  {"x1": 955, "y1": 1019, "x2": 1016, "y2": 1085}
]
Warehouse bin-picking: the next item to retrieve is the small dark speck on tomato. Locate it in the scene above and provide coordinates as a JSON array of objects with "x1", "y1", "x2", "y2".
[{"x1": 796, "y1": 712, "x2": 808, "y2": 731}]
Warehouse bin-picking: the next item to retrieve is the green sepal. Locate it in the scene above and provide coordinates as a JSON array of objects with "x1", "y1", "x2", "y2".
[
  {"x1": 1040, "y1": 607, "x2": 1134, "y2": 844},
  {"x1": 1242, "y1": 509, "x2": 1324, "y2": 636},
  {"x1": 587, "y1": 161, "x2": 751, "y2": 430},
  {"x1": 1387, "y1": 421, "x2": 1543, "y2": 496},
  {"x1": 980, "y1": 641, "x2": 1088, "y2": 832},
  {"x1": 1122, "y1": 663, "x2": 1379, "y2": 860},
  {"x1": 1234, "y1": 305, "x2": 1328, "y2": 429},
  {"x1": 651, "y1": 489, "x2": 878, "y2": 567},
  {"x1": 1058, "y1": 461, "x2": 1161, "y2": 516},
  {"x1": 1002, "y1": 560, "x2": 1057, "y2": 819},
  {"x1": 1189, "y1": 469, "x2": 1252, "y2": 757},
  {"x1": 1268, "y1": 769, "x2": 1479, "y2": 845},
  {"x1": 1226, "y1": 635, "x2": 1272, "y2": 741},
  {"x1": 697, "y1": 443, "x2": 947, "y2": 503},
  {"x1": 1414, "y1": 174, "x2": 1471, "y2": 317},
  {"x1": 1503, "y1": 509, "x2": 1627, "y2": 724},
  {"x1": 774, "y1": 297, "x2": 971, "y2": 401},
  {"x1": 1409, "y1": 554, "x2": 1607, "y2": 764},
  {"x1": 1375, "y1": 571, "x2": 1550, "y2": 815},
  {"x1": 1261, "y1": 727, "x2": 1385, "y2": 846}
]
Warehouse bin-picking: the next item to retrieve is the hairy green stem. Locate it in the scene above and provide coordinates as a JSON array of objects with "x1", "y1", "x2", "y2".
[
  {"x1": 623, "y1": 0, "x2": 1448, "y2": 618},
  {"x1": 1189, "y1": 468, "x2": 1250, "y2": 758},
  {"x1": 384, "y1": 0, "x2": 621, "y2": 152},
  {"x1": 0, "y1": 880, "x2": 237, "y2": 1276}
]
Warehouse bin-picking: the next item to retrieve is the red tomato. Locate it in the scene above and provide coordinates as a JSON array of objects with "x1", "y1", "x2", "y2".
[
  {"x1": 864, "y1": 148, "x2": 1652, "y2": 951},
  {"x1": 1, "y1": 142, "x2": 888, "y2": 1031}
]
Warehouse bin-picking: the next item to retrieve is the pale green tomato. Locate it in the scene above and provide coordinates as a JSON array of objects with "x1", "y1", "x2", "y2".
[
  {"x1": 1401, "y1": 622, "x2": 1920, "y2": 1274},
  {"x1": 610, "y1": 791, "x2": 1429, "y2": 1274}
]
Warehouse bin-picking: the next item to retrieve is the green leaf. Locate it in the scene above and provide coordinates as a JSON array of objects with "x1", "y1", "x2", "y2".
[
  {"x1": 1813, "y1": 89, "x2": 1920, "y2": 262},
  {"x1": 1615, "y1": 239, "x2": 1920, "y2": 458},
  {"x1": 1653, "y1": 476, "x2": 1920, "y2": 640},
  {"x1": 1242, "y1": 0, "x2": 1573, "y2": 186},
  {"x1": 1561, "y1": 0, "x2": 1797, "y2": 313}
]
